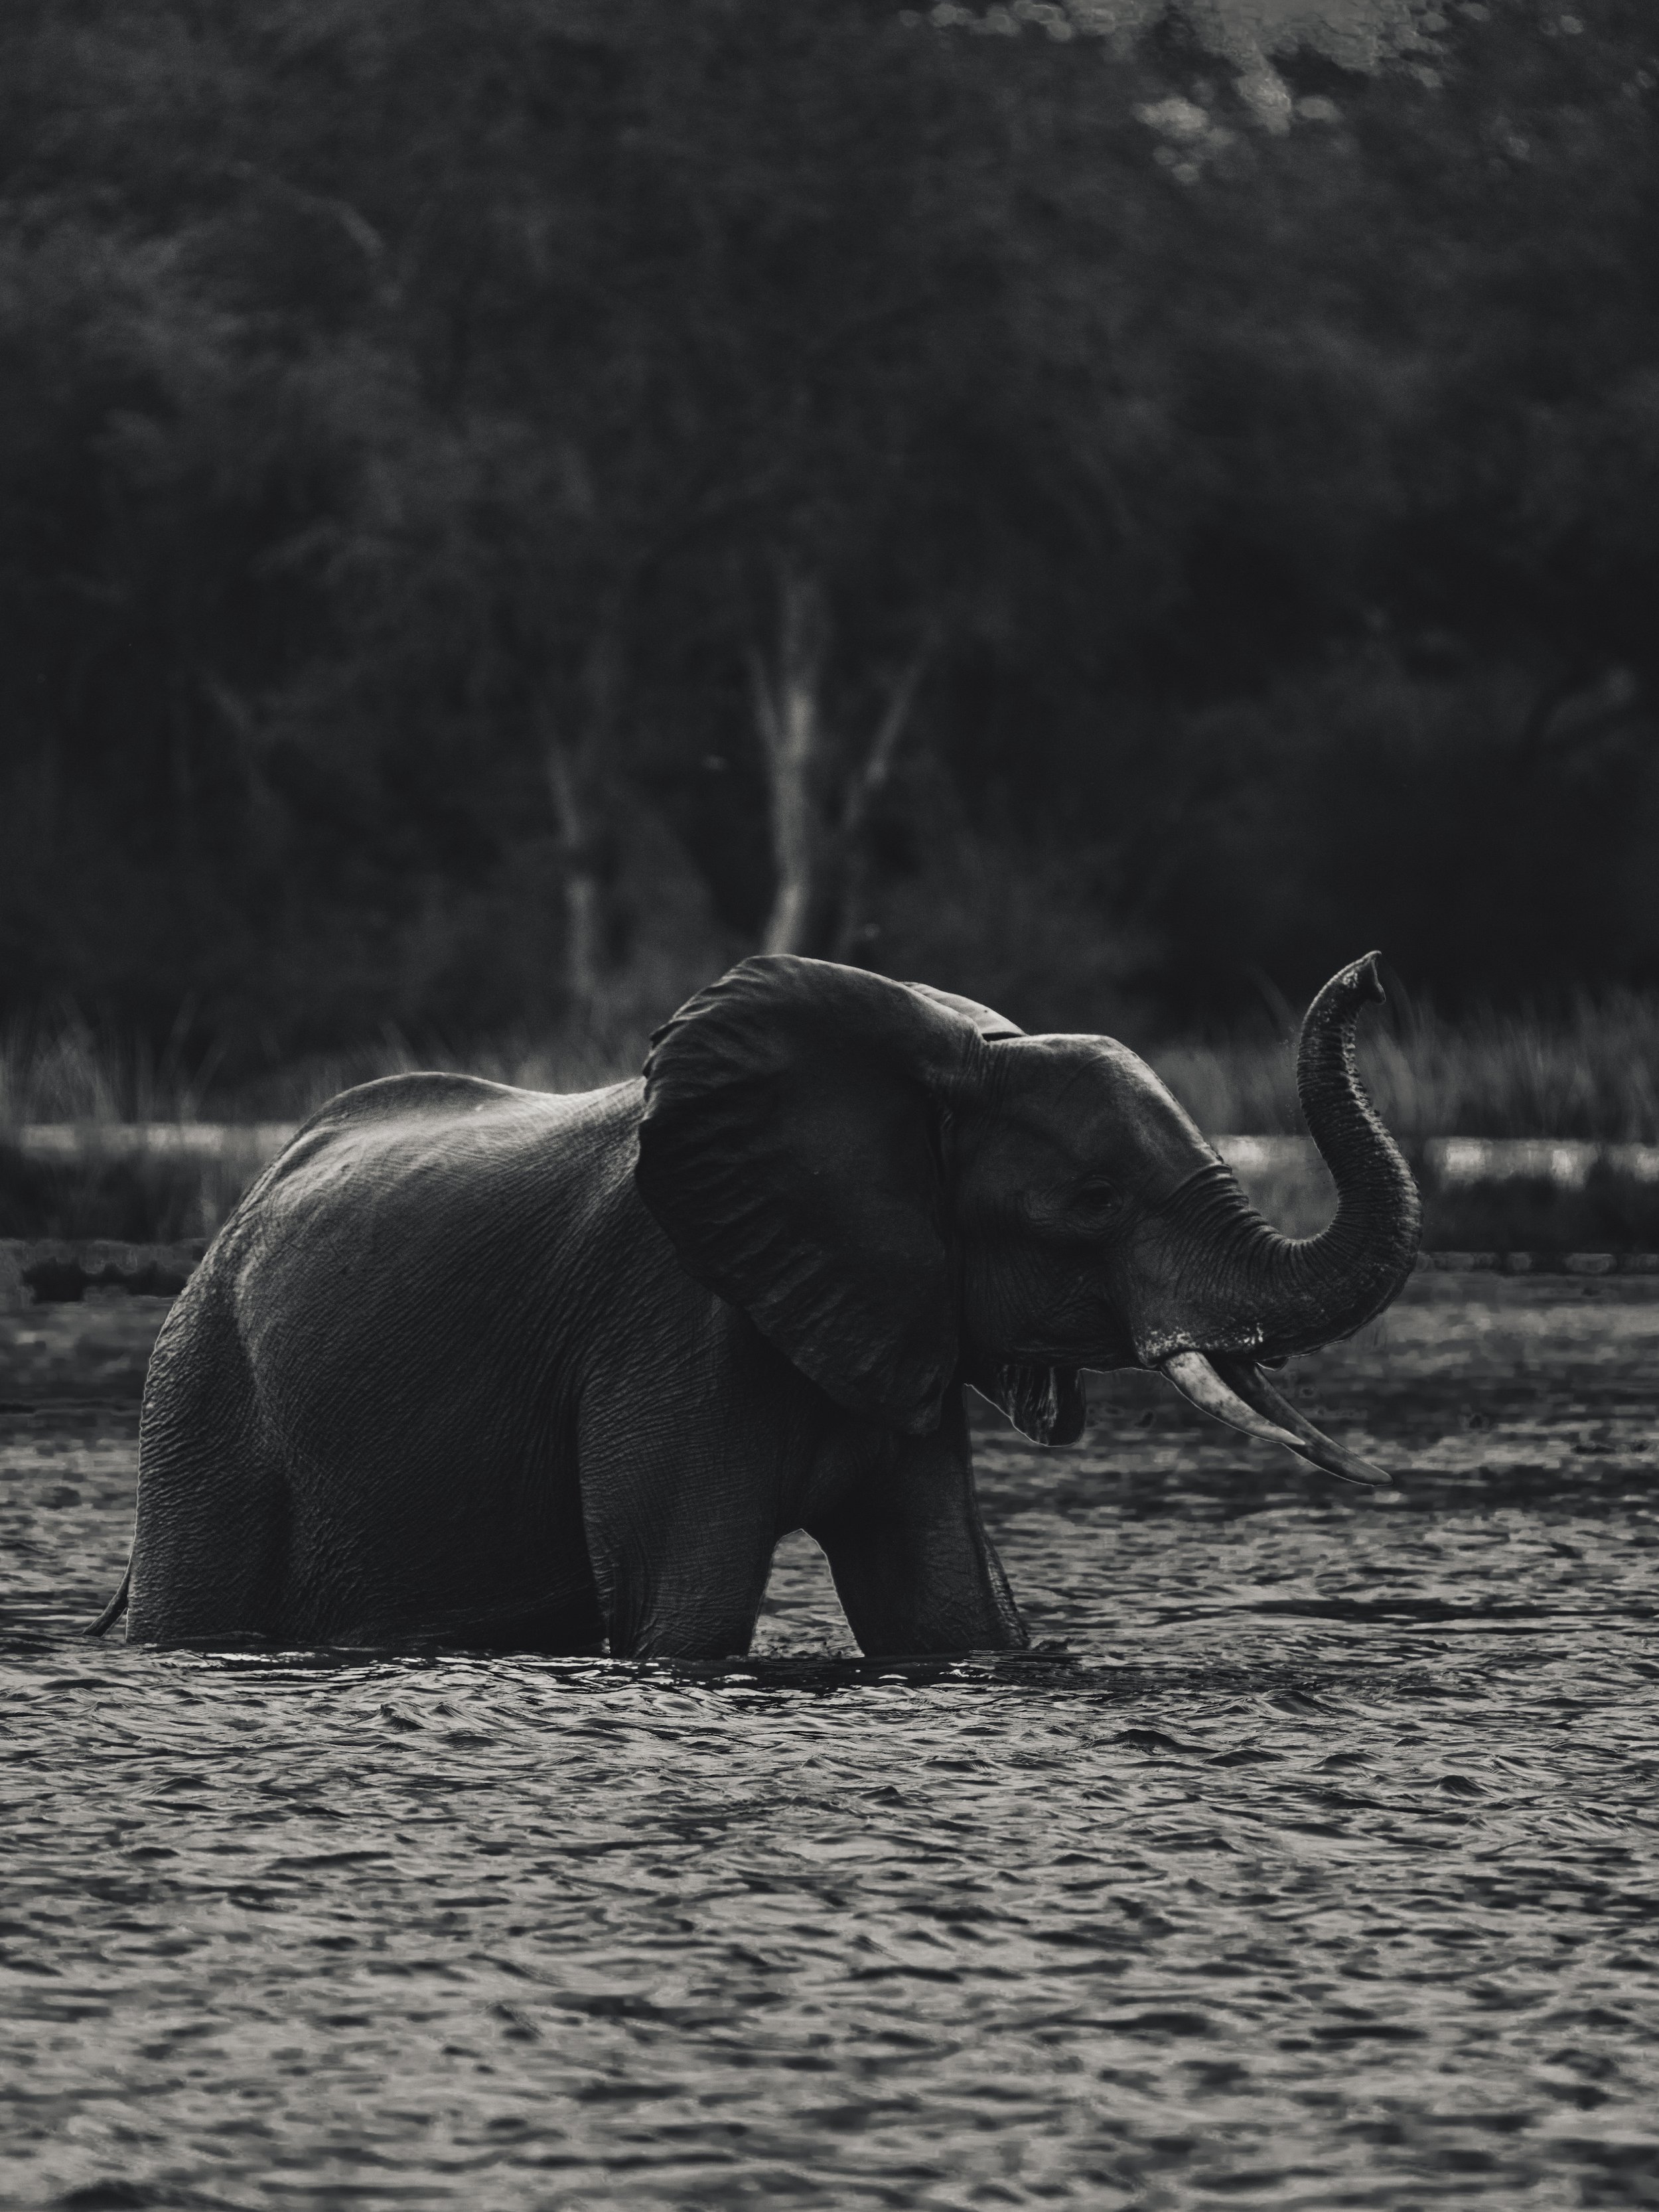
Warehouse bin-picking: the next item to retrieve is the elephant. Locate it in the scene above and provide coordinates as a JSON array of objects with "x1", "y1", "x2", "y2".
[{"x1": 91, "y1": 951, "x2": 1419, "y2": 1659}]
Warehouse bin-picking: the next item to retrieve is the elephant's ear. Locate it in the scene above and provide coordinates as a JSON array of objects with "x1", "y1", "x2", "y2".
[
  {"x1": 969, "y1": 1360, "x2": 1088, "y2": 1447},
  {"x1": 902, "y1": 983, "x2": 1026, "y2": 1041},
  {"x1": 636, "y1": 957, "x2": 983, "y2": 1434},
  {"x1": 906, "y1": 986, "x2": 1083, "y2": 1444}
]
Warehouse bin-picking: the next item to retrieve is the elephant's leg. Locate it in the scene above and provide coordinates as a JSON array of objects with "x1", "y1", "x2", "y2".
[
  {"x1": 575, "y1": 1347, "x2": 790, "y2": 1662},
  {"x1": 127, "y1": 1281, "x2": 289, "y2": 1646},
  {"x1": 804, "y1": 1396, "x2": 1029, "y2": 1657},
  {"x1": 577, "y1": 1455, "x2": 780, "y2": 1661}
]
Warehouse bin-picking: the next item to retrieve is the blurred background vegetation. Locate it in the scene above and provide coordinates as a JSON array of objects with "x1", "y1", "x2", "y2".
[{"x1": 2, "y1": 0, "x2": 1656, "y2": 1126}]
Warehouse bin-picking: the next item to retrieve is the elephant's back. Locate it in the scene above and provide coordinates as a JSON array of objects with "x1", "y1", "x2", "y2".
[
  {"x1": 277, "y1": 1068, "x2": 638, "y2": 1176},
  {"x1": 153, "y1": 1070, "x2": 646, "y2": 1449},
  {"x1": 212, "y1": 1071, "x2": 641, "y2": 1318}
]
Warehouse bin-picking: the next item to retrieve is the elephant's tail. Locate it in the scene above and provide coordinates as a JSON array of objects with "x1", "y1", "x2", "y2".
[{"x1": 86, "y1": 1562, "x2": 131, "y2": 1638}]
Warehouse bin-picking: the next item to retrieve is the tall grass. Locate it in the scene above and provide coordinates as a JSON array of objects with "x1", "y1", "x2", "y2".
[
  {"x1": 0, "y1": 1011, "x2": 220, "y2": 1127},
  {"x1": 5, "y1": 992, "x2": 1659, "y2": 1142},
  {"x1": 0, "y1": 1013, "x2": 652, "y2": 1132},
  {"x1": 0, "y1": 1013, "x2": 658, "y2": 1239},
  {"x1": 1149, "y1": 993, "x2": 1659, "y2": 1144}
]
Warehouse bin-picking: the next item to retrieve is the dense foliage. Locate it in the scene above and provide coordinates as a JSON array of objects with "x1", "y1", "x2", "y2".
[{"x1": 2, "y1": 0, "x2": 1655, "y2": 1061}]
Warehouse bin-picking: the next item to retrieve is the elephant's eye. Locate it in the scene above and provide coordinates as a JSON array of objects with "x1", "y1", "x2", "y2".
[{"x1": 1076, "y1": 1175, "x2": 1119, "y2": 1210}]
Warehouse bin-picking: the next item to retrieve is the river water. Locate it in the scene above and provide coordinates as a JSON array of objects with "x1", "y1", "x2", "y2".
[{"x1": 3, "y1": 1276, "x2": 1658, "y2": 2210}]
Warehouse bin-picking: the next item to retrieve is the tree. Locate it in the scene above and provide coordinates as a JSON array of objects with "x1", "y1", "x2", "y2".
[{"x1": 3, "y1": 0, "x2": 1656, "y2": 1055}]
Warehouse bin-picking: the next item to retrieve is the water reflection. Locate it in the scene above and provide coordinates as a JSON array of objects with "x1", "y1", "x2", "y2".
[{"x1": 3, "y1": 1278, "x2": 1658, "y2": 2209}]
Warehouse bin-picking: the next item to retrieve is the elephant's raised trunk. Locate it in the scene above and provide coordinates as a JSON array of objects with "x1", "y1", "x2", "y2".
[{"x1": 1154, "y1": 954, "x2": 1421, "y2": 1366}]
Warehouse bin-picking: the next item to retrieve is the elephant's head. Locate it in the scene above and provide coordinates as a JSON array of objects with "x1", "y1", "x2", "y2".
[{"x1": 635, "y1": 954, "x2": 1419, "y2": 1484}]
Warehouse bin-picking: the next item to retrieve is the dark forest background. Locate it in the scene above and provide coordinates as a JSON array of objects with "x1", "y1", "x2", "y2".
[{"x1": 3, "y1": 0, "x2": 1656, "y2": 1079}]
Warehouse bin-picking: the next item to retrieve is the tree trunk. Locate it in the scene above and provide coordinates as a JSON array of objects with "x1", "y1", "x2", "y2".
[
  {"x1": 542, "y1": 733, "x2": 606, "y2": 1020},
  {"x1": 751, "y1": 573, "x2": 931, "y2": 962},
  {"x1": 538, "y1": 632, "x2": 621, "y2": 1025},
  {"x1": 831, "y1": 632, "x2": 932, "y2": 961},
  {"x1": 753, "y1": 574, "x2": 838, "y2": 958}
]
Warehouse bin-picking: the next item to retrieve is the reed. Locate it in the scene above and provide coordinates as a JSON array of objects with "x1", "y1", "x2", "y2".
[
  {"x1": 0, "y1": 1009, "x2": 218, "y2": 1128},
  {"x1": 7, "y1": 994, "x2": 1659, "y2": 1244},
  {"x1": 0, "y1": 1014, "x2": 651, "y2": 1133},
  {"x1": 1147, "y1": 993, "x2": 1659, "y2": 1146},
  {"x1": 7, "y1": 994, "x2": 1659, "y2": 1140},
  {"x1": 0, "y1": 1013, "x2": 656, "y2": 1240}
]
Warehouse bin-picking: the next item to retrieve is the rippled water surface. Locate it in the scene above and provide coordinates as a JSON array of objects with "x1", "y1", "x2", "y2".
[{"x1": 4, "y1": 1276, "x2": 1659, "y2": 2210}]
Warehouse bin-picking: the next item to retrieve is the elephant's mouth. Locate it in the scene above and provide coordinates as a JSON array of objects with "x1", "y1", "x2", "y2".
[{"x1": 1158, "y1": 1349, "x2": 1392, "y2": 1489}]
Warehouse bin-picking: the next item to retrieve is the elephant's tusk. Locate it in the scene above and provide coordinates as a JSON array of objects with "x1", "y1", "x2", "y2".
[
  {"x1": 1211, "y1": 1353, "x2": 1395, "y2": 1489},
  {"x1": 1158, "y1": 1351, "x2": 1392, "y2": 1488},
  {"x1": 1160, "y1": 1351, "x2": 1310, "y2": 1453}
]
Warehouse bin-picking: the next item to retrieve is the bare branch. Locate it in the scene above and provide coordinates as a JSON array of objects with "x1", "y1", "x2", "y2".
[
  {"x1": 839, "y1": 627, "x2": 937, "y2": 846},
  {"x1": 747, "y1": 646, "x2": 782, "y2": 765}
]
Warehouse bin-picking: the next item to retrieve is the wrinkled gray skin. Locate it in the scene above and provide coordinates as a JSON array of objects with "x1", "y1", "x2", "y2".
[{"x1": 96, "y1": 954, "x2": 1419, "y2": 1659}]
